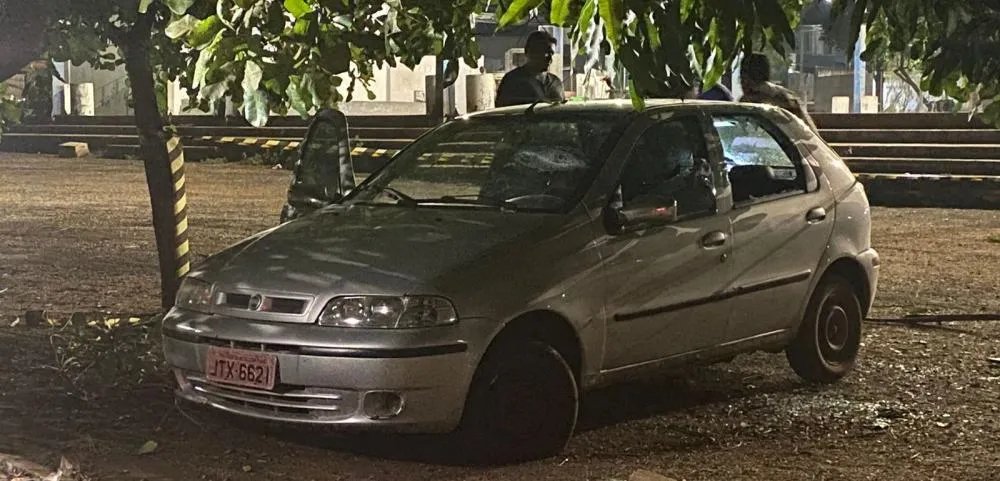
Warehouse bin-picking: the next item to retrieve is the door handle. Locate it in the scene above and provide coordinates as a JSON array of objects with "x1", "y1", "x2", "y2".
[
  {"x1": 701, "y1": 231, "x2": 728, "y2": 248},
  {"x1": 806, "y1": 207, "x2": 827, "y2": 223}
]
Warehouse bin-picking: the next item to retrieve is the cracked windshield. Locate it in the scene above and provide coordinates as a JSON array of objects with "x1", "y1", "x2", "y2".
[{"x1": 345, "y1": 115, "x2": 621, "y2": 212}]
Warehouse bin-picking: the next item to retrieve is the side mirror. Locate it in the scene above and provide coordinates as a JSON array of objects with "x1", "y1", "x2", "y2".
[{"x1": 604, "y1": 199, "x2": 679, "y2": 235}]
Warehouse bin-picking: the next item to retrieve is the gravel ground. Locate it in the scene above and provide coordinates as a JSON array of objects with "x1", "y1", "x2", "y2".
[{"x1": 1, "y1": 153, "x2": 999, "y2": 481}]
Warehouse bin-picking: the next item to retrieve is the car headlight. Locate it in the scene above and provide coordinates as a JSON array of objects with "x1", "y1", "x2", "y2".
[
  {"x1": 174, "y1": 277, "x2": 214, "y2": 313},
  {"x1": 317, "y1": 296, "x2": 458, "y2": 328}
]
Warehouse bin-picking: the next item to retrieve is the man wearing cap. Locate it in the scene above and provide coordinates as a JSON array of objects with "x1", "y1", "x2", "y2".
[{"x1": 495, "y1": 31, "x2": 565, "y2": 107}]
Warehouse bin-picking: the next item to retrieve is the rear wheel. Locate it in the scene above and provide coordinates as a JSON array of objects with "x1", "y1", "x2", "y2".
[
  {"x1": 455, "y1": 338, "x2": 578, "y2": 465},
  {"x1": 786, "y1": 275, "x2": 863, "y2": 383}
]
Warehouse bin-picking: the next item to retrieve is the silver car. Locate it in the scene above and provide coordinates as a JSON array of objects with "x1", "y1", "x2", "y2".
[{"x1": 163, "y1": 100, "x2": 879, "y2": 463}]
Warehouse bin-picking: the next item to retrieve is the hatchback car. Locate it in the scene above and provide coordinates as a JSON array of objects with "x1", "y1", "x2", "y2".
[{"x1": 163, "y1": 100, "x2": 879, "y2": 463}]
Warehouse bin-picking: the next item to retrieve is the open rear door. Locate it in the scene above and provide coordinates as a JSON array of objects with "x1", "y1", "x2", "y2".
[{"x1": 279, "y1": 108, "x2": 356, "y2": 223}]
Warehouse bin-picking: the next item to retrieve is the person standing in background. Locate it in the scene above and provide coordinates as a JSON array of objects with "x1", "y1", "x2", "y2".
[
  {"x1": 495, "y1": 31, "x2": 565, "y2": 107},
  {"x1": 739, "y1": 53, "x2": 819, "y2": 132}
]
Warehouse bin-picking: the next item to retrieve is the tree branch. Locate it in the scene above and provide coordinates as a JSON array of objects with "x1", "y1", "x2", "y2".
[{"x1": 893, "y1": 66, "x2": 933, "y2": 110}]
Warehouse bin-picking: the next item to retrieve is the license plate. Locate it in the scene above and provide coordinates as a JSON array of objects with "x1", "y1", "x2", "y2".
[{"x1": 204, "y1": 346, "x2": 277, "y2": 390}]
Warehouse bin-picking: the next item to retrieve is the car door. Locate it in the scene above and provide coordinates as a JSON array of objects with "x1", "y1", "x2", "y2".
[
  {"x1": 707, "y1": 109, "x2": 836, "y2": 342},
  {"x1": 280, "y1": 108, "x2": 356, "y2": 223},
  {"x1": 599, "y1": 111, "x2": 736, "y2": 371}
]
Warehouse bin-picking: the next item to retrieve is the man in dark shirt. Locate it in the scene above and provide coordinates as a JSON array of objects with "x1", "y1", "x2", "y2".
[
  {"x1": 738, "y1": 53, "x2": 819, "y2": 133},
  {"x1": 495, "y1": 31, "x2": 564, "y2": 107}
]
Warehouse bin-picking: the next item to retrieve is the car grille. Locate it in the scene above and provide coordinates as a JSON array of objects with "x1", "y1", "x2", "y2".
[
  {"x1": 200, "y1": 337, "x2": 302, "y2": 355},
  {"x1": 185, "y1": 374, "x2": 355, "y2": 422},
  {"x1": 217, "y1": 292, "x2": 308, "y2": 314}
]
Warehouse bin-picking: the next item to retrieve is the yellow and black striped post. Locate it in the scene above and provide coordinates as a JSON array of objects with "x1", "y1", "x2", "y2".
[{"x1": 167, "y1": 135, "x2": 191, "y2": 279}]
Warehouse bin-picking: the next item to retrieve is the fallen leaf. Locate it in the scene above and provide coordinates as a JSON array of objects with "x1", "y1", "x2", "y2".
[
  {"x1": 137, "y1": 440, "x2": 159, "y2": 455},
  {"x1": 242, "y1": 465, "x2": 252, "y2": 472}
]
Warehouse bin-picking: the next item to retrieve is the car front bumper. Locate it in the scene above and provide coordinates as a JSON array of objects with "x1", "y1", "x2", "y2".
[{"x1": 161, "y1": 308, "x2": 500, "y2": 433}]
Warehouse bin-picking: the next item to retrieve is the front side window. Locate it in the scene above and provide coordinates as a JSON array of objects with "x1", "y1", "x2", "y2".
[
  {"x1": 712, "y1": 114, "x2": 807, "y2": 203},
  {"x1": 295, "y1": 118, "x2": 352, "y2": 199},
  {"x1": 343, "y1": 113, "x2": 625, "y2": 213},
  {"x1": 616, "y1": 116, "x2": 716, "y2": 219}
]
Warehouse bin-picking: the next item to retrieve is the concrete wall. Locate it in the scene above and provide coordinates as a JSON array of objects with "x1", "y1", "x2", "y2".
[
  {"x1": 810, "y1": 72, "x2": 875, "y2": 113},
  {"x1": 62, "y1": 49, "x2": 130, "y2": 116}
]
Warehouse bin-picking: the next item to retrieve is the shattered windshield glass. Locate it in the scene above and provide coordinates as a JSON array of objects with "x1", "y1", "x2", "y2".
[{"x1": 344, "y1": 113, "x2": 625, "y2": 213}]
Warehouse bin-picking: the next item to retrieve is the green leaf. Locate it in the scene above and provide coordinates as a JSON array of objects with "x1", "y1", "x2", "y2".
[
  {"x1": 679, "y1": 0, "x2": 695, "y2": 22},
  {"x1": 199, "y1": 82, "x2": 227, "y2": 102},
  {"x1": 187, "y1": 16, "x2": 224, "y2": 49},
  {"x1": 165, "y1": 14, "x2": 198, "y2": 39},
  {"x1": 243, "y1": 89, "x2": 270, "y2": 127},
  {"x1": 284, "y1": 0, "x2": 313, "y2": 19},
  {"x1": 242, "y1": 61, "x2": 263, "y2": 93},
  {"x1": 498, "y1": 0, "x2": 544, "y2": 28},
  {"x1": 576, "y1": 0, "x2": 597, "y2": 40},
  {"x1": 628, "y1": 79, "x2": 645, "y2": 111},
  {"x1": 192, "y1": 47, "x2": 213, "y2": 89},
  {"x1": 286, "y1": 76, "x2": 311, "y2": 117},
  {"x1": 550, "y1": 0, "x2": 571, "y2": 25},
  {"x1": 137, "y1": 440, "x2": 158, "y2": 455},
  {"x1": 292, "y1": 17, "x2": 311, "y2": 36},
  {"x1": 138, "y1": 0, "x2": 154, "y2": 13},
  {"x1": 266, "y1": 3, "x2": 286, "y2": 33},
  {"x1": 320, "y1": 41, "x2": 352, "y2": 74},
  {"x1": 643, "y1": 14, "x2": 660, "y2": 50},
  {"x1": 598, "y1": 0, "x2": 623, "y2": 50},
  {"x1": 161, "y1": 0, "x2": 195, "y2": 15}
]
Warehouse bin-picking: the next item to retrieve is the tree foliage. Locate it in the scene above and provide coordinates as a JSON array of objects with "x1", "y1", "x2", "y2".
[
  {"x1": 171, "y1": 0, "x2": 808, "y2": 117},
  {"x1": 835, "y1": 0, "x2": 1000, "y2": 121},
  {"x1": 500, "y1": 0, "x2": 806, "y2": 106},
  {"x1": 166, "y1": 0, "x2": 487, "y2": 126}
]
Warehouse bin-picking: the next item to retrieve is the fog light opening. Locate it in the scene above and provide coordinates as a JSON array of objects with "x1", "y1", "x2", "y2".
[
  {"x1": 363, "y1": 391, "x2": 404, "y2": 420},
  {"x1": 173, "y1": 368, "x2": 191, "y2": 390}
]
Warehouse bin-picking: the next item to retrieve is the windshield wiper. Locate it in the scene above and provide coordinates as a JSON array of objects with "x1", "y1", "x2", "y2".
[
  {"x1": 380, "y1": 186, "x2": 417, "y2": 207},
  {"x1": 422, "y1": 195, "x2": 520, "y2": 212}
]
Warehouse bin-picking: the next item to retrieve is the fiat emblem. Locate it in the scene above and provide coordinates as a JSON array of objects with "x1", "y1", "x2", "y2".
[{"x1": 248, "y1": 294, "x2": 264, "y2": 311}]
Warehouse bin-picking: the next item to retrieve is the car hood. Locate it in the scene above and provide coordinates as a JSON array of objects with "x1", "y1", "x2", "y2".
[{"x1": 198, "y1": 204, "x2": 554, "y2": 296}]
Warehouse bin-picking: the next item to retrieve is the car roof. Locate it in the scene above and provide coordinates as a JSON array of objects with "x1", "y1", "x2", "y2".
[{"x1": 460, "y1": 98, "x2": 775, "y2": 119}]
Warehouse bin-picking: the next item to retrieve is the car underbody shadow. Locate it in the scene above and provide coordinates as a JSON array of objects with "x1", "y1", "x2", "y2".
[
  {"x1": 212, "y1": 358, "x2": 809, "y2": 466},
  {"x1": 574, "y1": 361, "x2": 804, "y2": 434}
]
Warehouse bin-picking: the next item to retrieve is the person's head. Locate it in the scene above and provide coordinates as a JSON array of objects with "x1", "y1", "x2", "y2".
[
  {"x1": 524, "y1": 30, "x2": 557, "y2": 72},
  {"x1": 740, "y1": 53, "x2": 771, "y2": 90}
]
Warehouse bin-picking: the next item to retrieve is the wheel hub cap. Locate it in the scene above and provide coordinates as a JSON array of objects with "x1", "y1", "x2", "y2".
[{"x1": 823, "y1": 305, "x2": 850, "y2": 352}]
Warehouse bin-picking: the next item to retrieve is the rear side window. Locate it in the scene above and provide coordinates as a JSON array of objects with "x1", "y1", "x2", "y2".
[{"x1": 711, "y1": 114, "x2": 807, "y2": 204}]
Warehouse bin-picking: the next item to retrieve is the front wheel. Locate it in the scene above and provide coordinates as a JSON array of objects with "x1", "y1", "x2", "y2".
[
  {"x1": 786, "y1": 274, "x2": 863, "y2": 384},
  {"x1": 454, "y1": 338, "x2": 579, "y2": 465}
]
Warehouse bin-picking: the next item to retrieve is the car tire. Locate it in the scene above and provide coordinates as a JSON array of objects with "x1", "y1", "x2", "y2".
[
  {"x1": 454, "y1": 338, "x2": 579, "y2": 465},
  {"x1": 786, "y1": 274, "x2": 863, "y2": 384}
]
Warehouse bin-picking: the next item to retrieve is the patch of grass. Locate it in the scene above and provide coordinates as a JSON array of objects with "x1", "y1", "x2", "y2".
[{"x1": 988, "y1": 234, "x2": 1000, "y2": 244}]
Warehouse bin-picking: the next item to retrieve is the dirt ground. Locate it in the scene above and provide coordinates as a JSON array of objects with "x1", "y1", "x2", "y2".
[{"x1": 1, "y1": 152, "x2": 999, "y2": 481}]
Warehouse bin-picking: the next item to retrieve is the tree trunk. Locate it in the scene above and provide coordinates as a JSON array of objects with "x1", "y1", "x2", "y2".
[
  {"x1": 432, "y1": 57, "x2": 445, "y2": 124},
  {"x1": 875, "y1": 67, "x2": 885, "y2": 112},
  {"x1": 120, "y1": 12, "x2": 182, "y2": 309}
]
